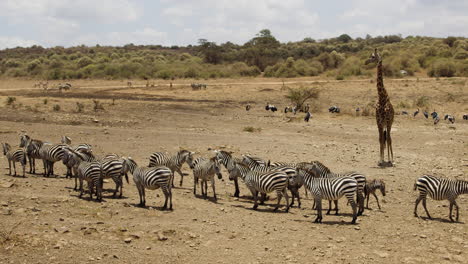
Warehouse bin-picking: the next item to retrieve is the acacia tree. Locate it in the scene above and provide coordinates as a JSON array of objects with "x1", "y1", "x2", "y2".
[
  {"x1": 242, "y1": 29, "x2": 281, "y2": 71},
  {"x1": 285, "y1": 86, "x2": 320, "y2": 110}
]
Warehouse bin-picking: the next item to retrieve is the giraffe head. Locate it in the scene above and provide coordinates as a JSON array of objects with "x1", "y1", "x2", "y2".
[{"x1": 365, "y1": 48, "x2": 381, "y2": 65}]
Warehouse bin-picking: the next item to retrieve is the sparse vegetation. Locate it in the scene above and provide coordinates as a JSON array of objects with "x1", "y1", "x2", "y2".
[
  {"x1": 43, "y1": 98, "x2": 48, "y2": 105},
  {"x1": 52, "y1": 104, "x2": 61, "y2": 111},
  {"x1": 6, "y1": 96, "x2": 16, "y2": 106},
  {"x1": 76, "y1": 102, "x2": 85, "y2": 112},
  {"x1": 285, "y1": 86, "x2": 320, "y2": 110},
  {"x1": 397, "y1": 101, "x2": 411, "y2": 109},
  {"x1": 414, "y1": 96, "x2": 430, "y2": 107},
  {"x1": 243, "y1": 126, "x2": 261, "y2": 133},
  {"x1": 93, "y1": 100, "x2": 104, "y2": 111}
]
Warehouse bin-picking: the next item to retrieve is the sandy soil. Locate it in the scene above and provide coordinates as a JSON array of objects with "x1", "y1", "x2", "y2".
[{"x1": 0, "y1": 77, "x2": 467, "y2": 264}]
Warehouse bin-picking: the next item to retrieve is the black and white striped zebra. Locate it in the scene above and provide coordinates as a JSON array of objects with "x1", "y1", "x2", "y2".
[
  {"x1": 364, "y1": 179, "x2": 386, "y2": 209},
  {"x1": 101, "y1": 157, "x2": 130, "y2": 198},
  {"x1": 124, "y1": 157, "x2": 173, "y2": 210},
  {"x1": 215, "y1": 150, "x2": 243, "y2": 197},
  {"x1": 19, "y1": 135, "x2": 44, "y2": 174},
  {"x1": 149, "y1": 150, "x2": 194, "y2": 187},
  {"x1": 298, "y1": 161, "x2": 366, "y2": 216},
  {"x1": 228, "y1": 161, "x2": 289, "y2": 212},
  {"x1": 61, "y1": 148, "x2": 96, "y2": 190},
  {"x1": 241, "y1": 154, "x2": 267, "y2": 168},
  {"x1": 77, "y1": 161, "x2": 103, "y2": 201},
  {"x1": 414, "y1": 175, "x2": 468, "y2": 222},
  {"x1": 296, "y1": 168, "x2": 358, "y2": 224},
  {"x1": 192, "y1": 156, "x2": 222, "y2": 201},
  {"x1": 61, "y1": 135, "x2": 92, "y2": 154},
  {"x1": 38, "y1": 143, "x2": 66, "y2": 177},
  {"x1": 2, "y1": 143, "x2": 26, "y2": 177}
]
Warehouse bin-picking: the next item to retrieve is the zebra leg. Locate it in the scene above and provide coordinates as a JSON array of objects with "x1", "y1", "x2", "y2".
[
  {"x1": 366, "y1": 193, "x2": 371, "y2": 209},
  {"x1": 28, "y1": 156, "x2": 32, "y2": 174},
  {"x1": 259, "y1": 193, "x2": 267, "y2": 205},
  {"x1": 97, "y1": 180, "x2": 102, "y2": 202},
  {"x1": 22, "y1": 162, "x2": 25, "y2": 177},
  {"x1": 334, "y1": 200, "x2": 339, "y2": 215},
  {"x1": 326, "y1": 200, "x2": 332, "y2": 215},
  {"x1": 373, "y1": 192, "x2": 381, "y2": 210},
  {"x1": 168, "y1": 187, "x2": 173, "y2": 210},
  {"x1": 251, "y1": 190, "x2": 259, "y2": 210},
  {"x1": 162, "y1": 187, "x2": 169, "y2": 210},
  {"x1": 32, "y1": 157, "x2": 36, "y2": 174},
  {"x1": 88, "y1": 181, "x2": 94, "y2": 200},
  {"x1": 211, "y1": 177, "x2": 217, "y2": 201},
  {"x1": 283, "y1": 189, "x2": 290, "y2": 213},
  {"x1": 193, "y1": 176, "x2": 197, "y2": 195},
  {"x1": 7, "y1": 160, "x2": 11, "y2": 175},
  {"x1": 274, "y1": 191, "x2": 283, "y2": 212},
  {"x1": 422, "y1": 198, "x2": 431, "y2": 219},
  {"x1": 314, "y1": 198, "x2": 322, "y2": 223},
  {"x1": 13, "y1": 161, "x2": 16, "y2": 176},
  {"x1": 454, "y1": 201, "x2": 459, "y2": 222},
  {"x1": 449, "y1": 201, "x2": 454, "y2": 222},
  {"x1": 414, "y1": 195, "x2": 423, "y2": 217},
  {"x1": 357, "y1": 191, "x2": 364, "y2": 215},
  {"x1": 233, "y1": 178, "x2": 240, "y2": 198},
  {"x1": 176, "y1": 168, "x2": 184, "y2": 187},
  {"x1": 347, "y1": 195, "x2": 357, "y2": 224},
  {"x1": 141, "y1": 187, "x2": 146, "y2": 207},
  {"x1": 204, "y1": 181, "x2": 208, "y2": 198}
]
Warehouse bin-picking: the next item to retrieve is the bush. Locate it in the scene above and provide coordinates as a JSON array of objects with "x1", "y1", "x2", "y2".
[
  {"x1": 414, "y1": 96, "x2": 430, "y2": 107},
  {"x1": 43, "y1": 98, "x2": 48, "y2": 105},
  {"x1": 93, "y1": 100, "x2": 104, "y2": 111},
  {"x1": 6, "y1": 97, "x2": 16, "y2": 106},
  {"x1": 76, "y1": 102, "x2": 85, "y2": 112},
  {"x1": 285, "y1": 86, "x2": 320, "y2": 109},
  {"x1": 77, "y1": 56, "x2": 94, "y2": 68},
  {"x1": 52, "y1": 104, "x2": 61, "y2": 111},
  {"x1": 243, "y1": 126, "x2": 261, "y2": 133},
  {"x1": 428, "y1": 59, "x2": 456, "y2": 77}
]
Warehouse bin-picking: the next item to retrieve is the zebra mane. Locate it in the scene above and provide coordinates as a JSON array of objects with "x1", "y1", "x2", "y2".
[{"x1": 311, "y1": 161, "x2": 331, "y2": 173}]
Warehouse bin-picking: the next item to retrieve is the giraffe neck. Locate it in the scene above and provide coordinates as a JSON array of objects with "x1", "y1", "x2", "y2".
[{"x1": 376, "y1": 60, "x2": 388, "y2": 101}]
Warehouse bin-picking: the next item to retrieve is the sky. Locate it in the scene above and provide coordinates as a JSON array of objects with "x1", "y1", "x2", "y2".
[{"x1": 0, "y1": 0, "x2": 467, "y2": 49}]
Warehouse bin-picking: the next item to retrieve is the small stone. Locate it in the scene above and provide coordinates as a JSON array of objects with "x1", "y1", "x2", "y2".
[
  {"x1": 419, "y1": 234, "x2": 427, "y2": 238},
  {"x1": 1, "y1": 208, "x2": 12, "y2": 215},
  {"x1": 124, "y1": 238, "x2": 132, "y2": 243},
  {"x1": 376, "y1": 251, "x2": 389, "y2": 258},
  {"x1": 157, "y1": 233, "x2": 168, "y2": 241},
  {"x1": 146, "y1": 247, "x2": 151, "y2": 250},
  {"x1": 354, "y1": 226, "x2": 360, "y2": 230}
]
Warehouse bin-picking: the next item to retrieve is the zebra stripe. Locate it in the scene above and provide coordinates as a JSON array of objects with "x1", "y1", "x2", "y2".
[
  {"x1": 101, "y1": 158, "x2": 130, "y2": 198},
  {"x1": 192, "y1": 157, "x2": 222, "y2": 201},
  {"x1": 61, "y1": 148, "x2": 96, "y2": 190},
  {"x1": 414, "y1": 175, "x2": 468, "y2": 222},
  {"x1": 77, "y1": 161, "x2": 103, "y2": 201},
  {"x1": 149, "y1": 150, "x2": 194, "y2": 187},
  {"x1": 124, "y1": 158, "x2": 173, "y2": 210},
  {"x1": 298, "y1": 161, "x2": 366, "y2": 216},
  {"x1": 364, "y1": 179, "x2": 386, "y2": 209},
  {"x1": 230, "y1": 162, "x2": 289, "y2": 212},
  {"x1": 2, "y1": 143, "x2": 27, "y2": 177},
  {"x1": 20, "y1": 135, "x2": 44, "y2": 174},
  {"x1": 241, "y1": 154, "x2": 267, "y2": 168},
  {"x1": 39, "y1": 143, "x2": 66, "y2": 177},
  {"x1": 215, "y1": 150, "x2": 243, "y2": 197},
  {"x1": 297, "y1": 168, "x2": 358, "y2": 224}
]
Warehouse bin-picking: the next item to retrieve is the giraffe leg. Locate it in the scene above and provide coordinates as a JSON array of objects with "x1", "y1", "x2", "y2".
[
  {"x1": 378, "y1": 126, "x2": 385, "y2": 165},
  {"x1": 386, "y1": 125, "x2": 393, "y2": 164}
]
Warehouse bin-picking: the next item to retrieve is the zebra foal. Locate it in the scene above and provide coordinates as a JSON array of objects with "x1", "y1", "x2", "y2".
[
  {"x1": 124, "y1": 158, "x2": 173, "y2": 210},
  {"x1": 19, "y1": 134, "x2": 43, "y2": 174},
  {"x1": 215, "y1": 150, "x2": 243, "y2": 197},
  {"x1": 77, "y1": 161, "x2": 103, "y2": 201},
  {"x1": 2, "y1": 143, "x2": 26, "y2": 177},
  {"x1": 414, "y1": 175, "x2": 468, "y2": 222},
  {"x1": 364, "y1": 179, "x2": 386, "y2": 209}
]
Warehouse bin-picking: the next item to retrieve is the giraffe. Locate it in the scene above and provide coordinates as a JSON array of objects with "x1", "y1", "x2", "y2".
[{"x1": 366, "y1": 49, "x2": 394, "y2": 166}]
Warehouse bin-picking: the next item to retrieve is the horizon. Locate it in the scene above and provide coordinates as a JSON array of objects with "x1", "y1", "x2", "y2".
[{"x1": 1, "y1": 0, "x2": 467, "y2": 49}]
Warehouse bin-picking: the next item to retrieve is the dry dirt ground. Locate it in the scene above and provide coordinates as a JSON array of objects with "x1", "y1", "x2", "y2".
[{"x1": 0, "y1": 77, "x2": 467, "y2": 264}]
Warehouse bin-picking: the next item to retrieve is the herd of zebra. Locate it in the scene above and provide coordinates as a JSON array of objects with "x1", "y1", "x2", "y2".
[{"x1": 2, "y1": 134, "x2": 467, "y2": 223}]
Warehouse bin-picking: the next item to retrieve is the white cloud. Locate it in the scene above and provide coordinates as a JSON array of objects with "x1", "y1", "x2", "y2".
[{"x1": 71, "y1": 28, "x2": 169, "y2": 46}]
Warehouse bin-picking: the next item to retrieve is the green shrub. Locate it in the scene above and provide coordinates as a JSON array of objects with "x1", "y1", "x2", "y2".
[
  {"x1": 428, "y1": 59, "x2": 456, "y2": 77},
  {"x1": 93, "y1": 100, "x2": 104, "y2": 111},
  {"x1": 43, "y1": 98, "x2": 48, "y2": 105},
  {"x1": 52, "y1": 104, "x2": 61, "y2": 111},
  {"x1": 6, "y1": 96, "x2": 16, "y2": 106},
  {"x1": 285, "y1": 86, "x2": 320, "y2": 109}
]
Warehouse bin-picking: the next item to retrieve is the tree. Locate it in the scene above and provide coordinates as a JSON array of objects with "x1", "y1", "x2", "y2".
[
  {"x1": 285, "y1": 86, "x2": 320, "y2": 110},
  {"x1": 242, "y1": 29, "x2": 281, "y2": 71},
  {"x1": 198, "y1": 40, "x2": 222, "y2": 64},
  {"x1": 337, "y1": 34, "x2": 352, "y2": 43},
  {"x1": 443, "y1": 37, "x2": 457, "y2": 47}
]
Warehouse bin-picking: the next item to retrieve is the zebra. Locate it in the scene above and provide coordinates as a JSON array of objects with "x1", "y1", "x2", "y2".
[
  {"x1": 214, "y1": 150, "x2": 243, "y2": 197},
  {"x1": 100, "y1": 157, "x2": 130, "y2": 198},
  {"x1": 61, "y1": 135, "x2": 93, "y2": 153},
  {"x1": 364, "y1": 179, "x2": 386, "y2": 209},
  {"x1": 192, "y1": 157, "x2": 222, "y2": 201},
  {"x1": 228, "y1": 161, "x2": 289, "y2": 212},
  {"x1": 414, "y1": 175, "x2": 468, "y2": 222},
  {"x1": 296, "y1": 168, "x2": 358, "y2": 224},
  {"x1": 149, "y1": 150, "x2": 194, "y2": 187},
  {"x1": 61, "y1": 148, "x2": 96, "y2": 190},
  {"x1": 123, "y1": 157, "x2": 173, "y2": 210},
  {"x1": 38, "y1": 143, "x2": 66, "y2": 177},
  {"x1": 2, "y1": 143, "x2": 26, "y2": 177},
  {"x1": 19, "y1": 135, "x2": 44, "y2": 174},
  {"x1": 241, "y1": 154, "x2": 267, "y2": 168},
  {"x1": 77, "y1": 161, "x2": 103, "y2": 201},
  {"x1": 268, "y1": 161, "x2": 310, "y2": 208},
  {"x1": 297, "y1": 161, "x2": 366, "y2": 216}
]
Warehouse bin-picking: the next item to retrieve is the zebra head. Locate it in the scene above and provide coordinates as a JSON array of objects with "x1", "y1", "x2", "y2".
[
  {"x1": 61, "y1": 136, "x2": 71, "y2": 145},
  {"x1": 19, "y1": 134, "x2": 31, "y2": 148},
  {"x1": 211, "y1": 157, "x2": 222, "y2": 180},
  {"x1": 380, "y1": 181, "x2": 386, "y2": 197},
  {"x1": 185, "y1": 151, "x2": 195, "y2": 169},
  {"x1": 123, "y1": 157, "x2": 138, "y2": 174},
  {"x1": 2, "y1": 143, "x2": 11, "y2": 155}
]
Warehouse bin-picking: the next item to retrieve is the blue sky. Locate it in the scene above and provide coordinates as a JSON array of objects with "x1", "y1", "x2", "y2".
[{"x1": 0, "y1": 0, "x2": 467, "y2": 49}]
